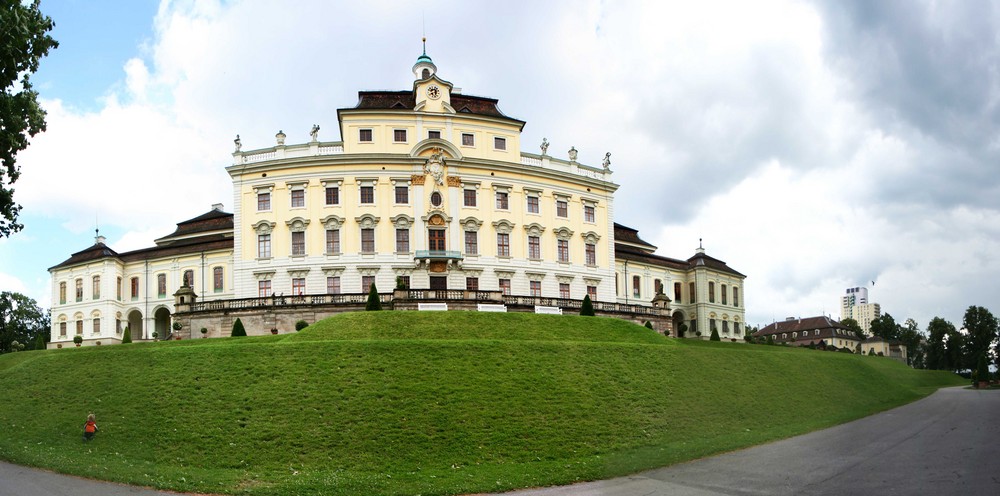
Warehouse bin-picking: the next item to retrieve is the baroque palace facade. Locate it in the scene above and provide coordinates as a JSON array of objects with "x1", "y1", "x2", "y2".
[{"x1": 47, "y1": 49, "x2": 746, "y2": 347}]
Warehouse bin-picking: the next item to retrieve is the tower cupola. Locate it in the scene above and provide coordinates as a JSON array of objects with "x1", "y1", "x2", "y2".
[{"x1": 412, "y1": 37, "x2": 437, "y2": 80}]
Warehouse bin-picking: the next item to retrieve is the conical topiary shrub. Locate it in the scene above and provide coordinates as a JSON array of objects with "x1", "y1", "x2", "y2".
[
  {"x1": 365, "y1": 283, "x2": 382, "y2": 311},
  {"x1": 644, "y1": 321, "x2": 653, "y2": 330},
  {"x1": 121, "y1": 326, "x2": 132, "y2": 344},
  {"x1": 710, "y1": 327, "x2": 721, "y2": 341},
  {"x1": 232, "y1": 318, "x2": 247, "y2": 337},
  {"x1": 580, "y1": 294, "x2": 595, "y2": 316}
]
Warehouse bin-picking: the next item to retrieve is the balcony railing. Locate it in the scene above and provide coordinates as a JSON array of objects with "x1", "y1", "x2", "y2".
[
  {"x1": 189, "y1": 292, "x2": 392, "y2": 312},
  {"x1": 414, "y1": 250, "x2": 464, "y2": 260}
]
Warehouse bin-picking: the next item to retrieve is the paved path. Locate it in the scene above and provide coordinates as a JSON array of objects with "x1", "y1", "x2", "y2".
[
  {"x1": 3, "y1": 387, "x2": 998, "y2": 496},
  {"x1": 502, "y1": 387, "x2": 1000, "y2": 496}
]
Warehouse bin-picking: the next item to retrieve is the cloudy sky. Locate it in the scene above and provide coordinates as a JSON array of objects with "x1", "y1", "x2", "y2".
[{"x1": 2, "y1": 0, "x2": 998, "y2": 330}]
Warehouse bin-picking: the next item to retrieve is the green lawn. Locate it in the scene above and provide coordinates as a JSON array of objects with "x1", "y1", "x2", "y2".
[{"x1": 0, "y1": 312, "x2": 964, "y2": 495}]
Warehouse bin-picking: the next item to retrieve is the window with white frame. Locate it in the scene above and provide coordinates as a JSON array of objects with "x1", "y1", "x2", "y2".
[
  {"x1": 530, "y1": 280, "x2": 542, "y2": 297},
  {"x1": 393, "y1": 129, "x2": 407, "y2": 143},
  {"x1": 428, "y1": 129, "x2": 441, "y2": 139},
  {"x1": 584, "y1": 204, "x2": 596, "y2": 223},
  {"x1": 526, "y1": 194, "x2": 539, "y2": 214},
  {"x1": 257, "y1": 192, "x2": 271, "y2": 211},
  {"x1": 557, "y1": 239, "x2": 569, "y2": 263},
  {"x1": 290, "y1": 189, "x2": 305, "y2": 208},
  {"x1": 258, "y1": 234, "x2": 271, "y2": 258},
  {"x1": 497, "y1": 233, "x2": 510, "y2": 257},
  {"x1": 395, "y1": 228, "x2": 410, "y2": 253},
  {"x1": 214, "y1": 267, "x2": 224, "y2": 292},
  {"x1": 585, "y1": 242, "x2": 596, "y2": 266},
  {"x1": 360, "y1": 185, "x2": 374, "y2": 204},
  {"x1": 325, "y1": 186, "x2": 340, "y2": 205},
  {"x1": 556, "y1": 199, "x2": 568, "y2": 218},
  {"x1": 463, "y1": 188, "x2": 477, "y2": 207},
  {"x1": 327, "y1": 276, "x2": 341, "y2": 294},
  {"x1": 292, "y1": 278, "x2": 306, "y2": 296},
  {"x1": 359, "y1": 128, "x2": 373, "y2": 142},
  {"x1": 528, "y1": 236, "x2": 541, "y2": 259},
  {"x1": 258, "y1": 280, "x2": 272, "y2": 297},
  {"x1": 499, "y1": 278, "x2": 511, "y2": 295},
  {"x1": 465, "y1": 231, "x2": 478, "y2": 255},
  {"x1": 92, "y1": 275, "x2": 100, "y2": 299},
  {"x1": 326, "y1": 229, "x2": 340, "y2": 254},
  {"x1": 466, "y1": 277, "x2": 479, "y2": 291},
  {"x1": 291, "y1": 231, "x2": 305, "y2": 256},
  {"x1": 461, "y1": 133, "x2": 474, "y2": 146},
  {"x1": 494, "y1": 137, "x2": 506, "y2": 150},
  {"x1": 361, "y1": 228, "x2": 375, "y2": 253},
  {"x1": 395, "y1": 185, "x2": 409, "y2": 204},
  {"x1": 587, "y1": 285, "x2": 597, "y2": 299},
  {"x1": 361, "y1": 275, "x2": 375, "y2": 292},
  {"x1": 495, "y1": 191, "x2": 509, "y2": 210},
  {"x1": 559, "y1": 283, "x2": 570, "y2": 299}
]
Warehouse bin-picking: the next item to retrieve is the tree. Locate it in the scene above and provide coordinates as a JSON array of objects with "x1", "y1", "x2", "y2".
[
  {"x1": 644, "y1": 321, "x2": 653, "y2": 330},
  {"x1": 898, "y1": 318, "x2": 924, "y2": 368},
  {"x1": 945, "y1": 328, "x2": 965, "y2": 371},
  {"x1": 579, "y1": 294, "x2": 595, "y2": 316},
  {"x1": 121, "y1": 325, "x2": 132, "y2": 343},
  {"x1": 962, "y1": 306, "x2": 998, "y2": 372},
  {"x1": 840, "y1": 318, "x2": 865, "y2": 341},
  {"x1": 365, "y1": 283, "x2": 381, "y2": 311},
  {"x1": 974, "y1": 353, "x2": 989, "y2": 387},
  {"x1": 231, "y1": 318, "x2": 247, "y2": 337},
  {"x1": 869, "y1": 314, "x2": 901, "y2": 341},
  {"x1": 1, "y1": 0, "x2": 59, "y2": 237},
  {"x1": 295, "y1": 320, "x2": 308, "y2": 331},
  {"x1": 709, "y1": 327, "x2": 721, "y2": 341},
  {"x1": 925, "y1": 317, "x2": 954, "y2": 370},
  {"x1": 0, "y1": 291, "x2": 49, "y2": 354}
]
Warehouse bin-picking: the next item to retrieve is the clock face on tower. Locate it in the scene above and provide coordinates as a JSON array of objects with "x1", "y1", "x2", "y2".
[{"x1": 427, "y1": 85, "x2": 441, "y2": 100}]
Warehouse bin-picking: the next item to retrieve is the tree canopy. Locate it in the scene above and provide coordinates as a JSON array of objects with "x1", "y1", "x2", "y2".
[
  {"x1": 962, "y1": 306, "x2": 998, "y2": 369},
  {"x1": 0, "y1": 291, "x2": 49, "y2": 353},
  {"x1": 869, "y1": 313, "x2": 900, "y2": 341},
  {"x1": 840, "y1": 318, "x2": 864, "y2": 341},
  {"x1": 0, "y1": 0, "x2": 59, "y2": 237},
  {"x1": 924, "y1": 317, "x2": 955, "y2": 370}
]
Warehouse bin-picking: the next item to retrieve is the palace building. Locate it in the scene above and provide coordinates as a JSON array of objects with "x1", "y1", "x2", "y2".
[{"x1": 47, "y1": 47, "x2": 746, "y2": 347}]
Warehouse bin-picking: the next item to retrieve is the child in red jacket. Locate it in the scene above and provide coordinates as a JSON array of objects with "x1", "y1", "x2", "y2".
[{"x1": 83, "y1": 413, "x2": 98, "y2": 441}]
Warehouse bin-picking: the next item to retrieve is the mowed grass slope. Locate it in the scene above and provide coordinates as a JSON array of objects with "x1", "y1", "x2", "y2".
[{"x1": 0, "y1": 312, "x2": 963, "y2": 495}]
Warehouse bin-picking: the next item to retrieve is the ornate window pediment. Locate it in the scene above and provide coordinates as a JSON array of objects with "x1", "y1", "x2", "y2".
[
  {"x1": 321, "y1": 266, "x2": 345, "y2": 276},
  {"x1": 355, "y1": 214, "x2": 381, "y2": 229},
  {"x1": 357, "y1": 266, "x2": 380, "y2": 277},
  {"x1": 285, "y1": 217, "x2": 310, "y2": 231},
  {"x1": 525, "y1": 271, "x2": 546, "y2": 282},
  {"x1": 253, "y1": 220, "x2": 276, "y2": 235},
  {"x1": 583, "y1": 277, "x2": 601, "y2": 286},
  {"x1": 322, "y1": 215, "x2": 345, "y2": 230},
  {"x1": 554, "y1": 227, "x2": 574, "y2": 240},
  {"x1": 288, "y1": 268, "x2": 311, "y2": 279},
  {"x1": 252, "y1": 270, "x2": 275, "y2": 281},
  {"x1": 392, "y1": 214, "x2": 415, "y2": 229},
  {"x1": 581, "y1": 231, "x2": 601, "y2": 244},
  {"x1": 523, "y1": 222, "x2": 546, "y2": 237},
  {"x1": 460, "y1": 217, "x2": 483, "y2": 232},
  {"x1": 495, "y1": 270, "x2": 515, "y2": 279},
  {"x1": 252, "y1": 183, "x2": 275, "y2": 193},
  {"x1": 392, "y1": 266, "x2": 415, "y2": 276},
  {"x1": 556, "y1": 274, "x2": 575, "y2": 284},
  {"x1": 421, "y1": 210, "x2": 452, "y2": 225},
  {"x1": 493, "y1": 219, "x2": 515, "y2": 234}
]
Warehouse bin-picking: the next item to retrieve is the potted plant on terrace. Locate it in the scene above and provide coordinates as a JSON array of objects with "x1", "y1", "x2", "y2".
[
  {"x1": 73, "y1": 335, "x2": 82, "y2": 347},
  {"x1": 200, "y1": 327, "x2": 208, "y2": 338},
  {"x1": 271, "y1": 328, "x2": 279, "y2": 335}
]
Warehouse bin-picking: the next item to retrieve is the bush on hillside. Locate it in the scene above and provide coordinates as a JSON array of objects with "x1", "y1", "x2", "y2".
[
  {"x1": 580, "y1": 295, "x2": 595, "y2": 316},
  {"x1": 232, "y1": 318, "x2": 247, "y2": 337},
  {"x1": 365, "y1": 283, "x2": 382, "y2": 311},
  {"x1": 710, "y1": 328, "x2": 721, "y2": 341},
  {"x1": 121, "y1": 326, "x2": 132, "y2": 344},
  {"x1": 295, "y1": 320, "x2": 309, "y2": 331},
  {"x1": 34, "y1": 332, "x2": 45, "y2": 350},
  {"x1": 643, "y1": 321, "x2": 653, "y2": 330}
]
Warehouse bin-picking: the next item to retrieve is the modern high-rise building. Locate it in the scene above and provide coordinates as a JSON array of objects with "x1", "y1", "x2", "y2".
[{"x1": 840, "y1": 286, "x2": 880, "y2": 335}]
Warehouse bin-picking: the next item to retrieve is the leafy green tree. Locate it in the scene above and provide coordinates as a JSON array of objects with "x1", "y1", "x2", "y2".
[
  {"x1": 0, "y1": 291, "x2": 49, "y2": 354},
  {"x1": 34, "y1": 330, "x2": 45, "y2": 350},
  {"x1": 898, "y1": 318, "x2": 924, "y2": 368},
  {"x1": 945, "y1": 328, "x2": 964, "y2": 371},
  {"x1": 925, "y1": 317, "x2": 954, "y2": 370},
  {"x1": 580, "y1": 294, "x2": 595, "y2": 316},
  {"x1": 974, "y1": 353, "x2": 989, "y2": 386},
  {"x1": 869, "y1": 313, "x2": 900, "y2": 341},
  {"x1": 840, "y1": 318, "x2": 865, "y2": 341},
  {"x1": 0, "y1": 0, "x2": 59, "y2": 237},
  {"x1": 962, "y1": 306, "x2": 998, "y2": 371},
  {"x1": 231, "y1": 318, "x2": 247, "y2": 337},
  {"x1": 365, "y1": 283, "x2": 381, "y2": 311},
  {"x1": 121, "y1": 325, "x2": 132, "y2": 344}
]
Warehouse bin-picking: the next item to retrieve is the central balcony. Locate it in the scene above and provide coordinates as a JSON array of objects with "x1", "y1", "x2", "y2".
[{"x1": 414, "y1": 250, "x2": 464, "y2": 270}]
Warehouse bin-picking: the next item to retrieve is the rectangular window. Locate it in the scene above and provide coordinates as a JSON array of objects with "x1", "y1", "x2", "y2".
[
  {"x1": 584, "y1": 205, "x2": 596, "y2": 222},
  {"x1": 499, "y1": 278, "x2": 511, "y2": 295},
  {"x1": 587, "y1": 285, "x2": 598, "y2": 299},
  {"x1": 292, "y1": 278, "x2": 306, "y2": 296},
  {"x1": 326, "y1": 229, "x2": 340, "y2": 254},
  {"x1": 397, "y1": 276, "x2": 410, "y2": 289},
  {"x1": 393, "y1": 129, "x2": 407, "y2": 142},
  {"x1": 709, "y1": 282, "x2": 716, "y2": 303},
  {"x1": 723, "y1": 321, "x2": 730, "y2": 334},
  {"x1": 428, "y1": 130, "x2": 441, "y2": 139},
  {"x1": 528, "y1": 236, "x2": 541, "y2": 259},
  {"x1": 92, "y1": 276, "x2": 100, "y2": 299},
  {"x1": 361, "y1": 228, "x2": 375, "y2": 252},
  {"x1": 325, "y1": 187, "x2": 340, "y2": 205},
  {"x1": 257, "y1": 192, "x2": 270, "y2": 211},
  {"x1": 75, "y1": 279, "x2": 83, "y2": 302},
  {"x1": 290, "y1": 189, "x2": 305, "y2": 208},
  {"x1": 721, "y1": 284, "x2": 728, "y2": 305},
  {"x1": 559, "y1": 283, "x2": 570, "y2": 299},
  {"x1": 396, "y1": 229, "x2": 410, "y2": 253},
  {"x1": 327, "y1": 276, "x2": 341, "y2": 294},
  {"x1": 556, "y1": 200, "x2": 568, "y2": 218},
  {"x1": 359, "y1": 128, "x2": 373, "y2": 142},
  {"x1": 117, "y1": 277, "x2": 122, "y2": 301},
  {"x1": 497, "y1": 233, "x2": 510, "y2": 257},
  {"x1": 463, "y1": 189, "x2": 477, "y2": 207},
  {"x1": 258, "y1": 234, "x2": 271, "y2": 258},
  {"x1": 76, "y1": 320, "x2": 83, "y2": 336},
  {"x1": 213, "y1": 267, "x2": 224, "y2": 292},
  {"x1": 734, "y1": 287, "x2": 739, "y2": 307},
  {"x1": 157, "y1": 274, "x2": 166, "y2": 298},
  {"x1": 690, "y1": 282, "x2": 696, "y2": 303},
  {"x1": 258, "y1": 280, "x2": 271, "y2": 298},
  {"x1": 116, "y1": 318, "x2": 121, "y2": 335},
  {"x1": 291, "y1": 231, "x2": 306, "y2": 256},
  {"x1": 495, "y1": 191, "x2": 509, "y2": 210},
  {"x1": 59, "y1": 282, "x2": 66, "y2": 304},
  {"x1": 466, "y1": 277, "x2": 479, "y2": 291},
  {"x1": 585, "y1": 243, "x2": 596, "y2": 266},
  {"x1": 395, "y1": 185, "x2": 409, "y2": 204},
  {"x1": 527, "y1": 195, "x2": 539, "y2": 213},
  {"x1": 360, "y1": 186, "x2": 374, "y2": 204},
  {"x1": 557, "y1": 239, "x2": 569, "y2": 263},
  {"x1": 130, "y1": 277, "x2": 139, "y2": 299},
  {"x1": 428, "y1": 229, "x2": 446, "y2": 251},
  {"x1": 494, "y1": 137, "x2": 506, "y2": 150},
  {"x1": 461, "y1": 133, "x2": 474, "y2": 146},
  {"x1": 530, "y1": 280, "x2": 542, "y2": 297},
  {"x1": 59, "y1": 322, "x2": 67, "y2": 337},
  {"x1": 464, "y1": 231, "x2": 478, "y2": 255},
  {"x1": 632, "y1": 275, "x2": 641, "y2": 298},
  {"x1": 93, "y1": 318, "x2": 100, "y2": 335},
  {"x1": 674, "y1": 282, "x2": 682, "y2": 303},
  {"x1": 361, "y1": 276, "x2": 375, "y2": 292}
]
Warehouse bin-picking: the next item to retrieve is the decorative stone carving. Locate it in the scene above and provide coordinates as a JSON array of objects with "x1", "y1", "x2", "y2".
[
  {"x1": 428, "y1": 214, "x2": 445, "y2": 226},
  {"x1": 357, "y1": 266, "x2": 380, "y2": 277},
  {"x1": 392, "y1": 214, "x2": 414, "y2": 229},
  {"x1": 411, "y1": 175, "x2": 426, "y2": 185},
  {"x1": 526, "y1": 272, "x2": 546, "y2": 282},
  {"x1": 288, "y1": 268, "x2": 310, "y2": 279},
  {"x1": 495, "y1": 270, "x2": 515, "y2": 279},
  {"x1": 285, "y1": 217, "x2": 310, "y2": 231},
  {"x1": 446, "y1": 176, "x2": 461, "y2": 187},
  {"x1": 602, "y1": 152, "x2": 611, "y2": 170},
  {"x1": 523, "y1": 222, "x2": 546, "y2": 237},
  {"x1": 252, "y1": 220, "x2": 276, "y2": 235},
  {"x1": 310, "y1": 124, "x2": 320, "y2": 143},
  {"x1": 460, "y1": 217, "x2": 483, "y2": 231},
  {"x1": 322, "y1": 215, "x2": 345, "y2": 230},
  {"x1": 252, "y1": 270, "x2": 275, "y2": 281},
  {"x1": 540, "y1": 137, "x2": 549, "y2": 156},
  {"x1": 492, "y1": 219, "x2": 515, "y2": 234},
  {"x1": 423, "y1": 147, "x2": 446, "y2": 186},
  {"x1": 276, "y1": 130, "x2": 286, "y2": 146},
  {"x1": 321, "y1": 266, "x2": 345, "y2": 276},
  {"x1": 568, "y1": 146, "x2": 578, "y2": 162},
  {"x1": 556, "y1": 275, "x2": 575, "y2": 284},
  {"x1": 581, "y1": 231, "x2": 601, "y2": 244},
  {"x1": 234, "y1": 134, "x2": 242, "y2": 152},
  {"x1": 355, "y1": 214, "x2": 380, "y2": 229},
  {"x1": 554, "y1": 227, "x2": 574, "y2": 240}
]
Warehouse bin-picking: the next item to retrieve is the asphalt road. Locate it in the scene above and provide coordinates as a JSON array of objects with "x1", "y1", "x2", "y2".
[{"x1": 2, "y1": 387, "x2": 997, "y2": 496}]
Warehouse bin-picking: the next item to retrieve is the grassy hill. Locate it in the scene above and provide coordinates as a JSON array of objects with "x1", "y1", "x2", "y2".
[{"x1": 0, "y1": 312, "x2": 963, "y2": 495}]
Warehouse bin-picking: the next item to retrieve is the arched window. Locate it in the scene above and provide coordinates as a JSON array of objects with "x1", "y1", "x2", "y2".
[{"x1": 213, "y1": 267, "x2": 224, "y2": 292}]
